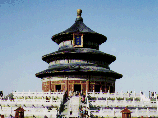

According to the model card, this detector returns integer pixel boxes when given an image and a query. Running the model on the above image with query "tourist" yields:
[81,106,83,117]
[85,95,87,104]
[69,90,71,97]
[46,96,48,102]
[83,107,86,115]
[70,107,72,115]
[82,95,84,103]
[83,95,85,103]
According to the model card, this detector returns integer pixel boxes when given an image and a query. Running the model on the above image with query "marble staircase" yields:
[60,96,81,117]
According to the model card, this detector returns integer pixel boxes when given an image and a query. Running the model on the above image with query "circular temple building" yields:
[35,9,123,95]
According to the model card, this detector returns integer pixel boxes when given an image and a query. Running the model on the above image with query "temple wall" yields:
[42,75,116,93]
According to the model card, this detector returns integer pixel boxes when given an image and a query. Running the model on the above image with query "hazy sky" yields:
[0,0,158,97]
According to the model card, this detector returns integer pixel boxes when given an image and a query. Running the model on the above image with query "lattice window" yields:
[64,40,71,45]
[76,60,81,62]
[65,59,68,64]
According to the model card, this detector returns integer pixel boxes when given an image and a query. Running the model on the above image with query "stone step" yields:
[60,96,81,117]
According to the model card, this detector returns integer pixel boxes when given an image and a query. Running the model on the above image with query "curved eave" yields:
[63,19,96,33]
[42,49,116,64]
[42,51,115,59]
[51,32,107,45]
[35,69,123,79]
[42,53,116,64]
[51,18,107,45]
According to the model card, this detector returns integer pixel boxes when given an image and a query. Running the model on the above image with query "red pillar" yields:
[109,86,110,93]
[113,82,115,93]
[86,80,89,92]
[100,85,102,91]
[93,84,95,92]
[42,82,44,92]
[105,83,107,92]
[65,79,68,91]
[49,80,51,92]
[1,115,4,118]
[66,78,69,96]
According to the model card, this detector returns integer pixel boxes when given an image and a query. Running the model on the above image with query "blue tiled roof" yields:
[35,63,123,79]
[63,17,96,33]
[51,16,107,45]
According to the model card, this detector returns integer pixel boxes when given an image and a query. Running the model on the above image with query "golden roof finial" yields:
[77,9,82,18]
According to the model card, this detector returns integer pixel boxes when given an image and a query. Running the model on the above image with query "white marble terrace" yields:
[0,90,64,117]
[0,90,158,117]
[86,90,158,117]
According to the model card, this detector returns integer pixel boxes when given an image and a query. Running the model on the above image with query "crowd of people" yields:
[66,90,90,117]
[68,90,86,102]
[79,105,89,117]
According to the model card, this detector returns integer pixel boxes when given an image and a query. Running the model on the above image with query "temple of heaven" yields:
[35,9,123,95]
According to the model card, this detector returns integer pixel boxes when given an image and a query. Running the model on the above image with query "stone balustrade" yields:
[12,91,64,98]
[0,91,65,109]
[0,107,57,117]
[0,99,61,107]
[88,108,158,117]
[87,90,150,101]
[0,90,157,117]
[86,91,158,117]
[89,99,157,107]
[0,91,65,117]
